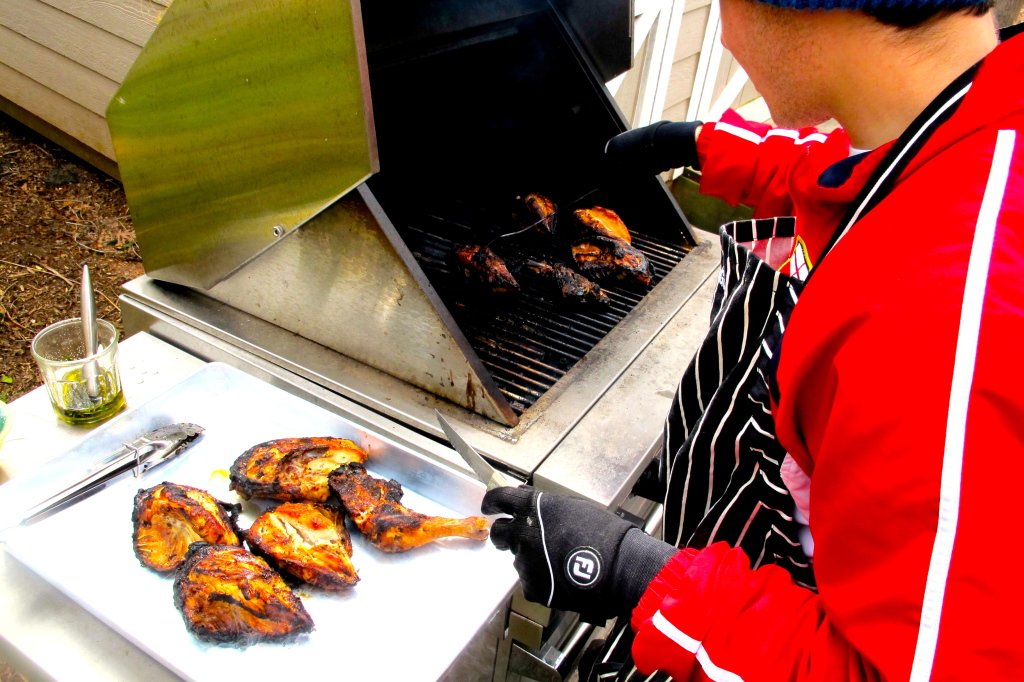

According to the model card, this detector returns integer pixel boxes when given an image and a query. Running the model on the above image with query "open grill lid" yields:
[108,0,379,291]
[359,0,634,82]
[112,0,694,426]
[109,0,633,293]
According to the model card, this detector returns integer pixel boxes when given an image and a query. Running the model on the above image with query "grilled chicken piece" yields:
[452,245,520,294]
[173,543,314,645]
[520,193,558,235]
[571,206,654,285]
[229,437,368,502]
[132,482,241,573]
[247,502,359,590]
[575,207,632,244]
[329,463,489,553]
[571,238,655,287]
[517,260,610,305]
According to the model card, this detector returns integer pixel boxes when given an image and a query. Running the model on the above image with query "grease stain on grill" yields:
[465,374,478,412]
[392,198,692,415]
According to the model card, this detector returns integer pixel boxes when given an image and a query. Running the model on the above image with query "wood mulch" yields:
[0,113,143,405]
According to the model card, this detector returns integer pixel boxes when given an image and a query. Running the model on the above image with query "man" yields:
[482,0,1024,678]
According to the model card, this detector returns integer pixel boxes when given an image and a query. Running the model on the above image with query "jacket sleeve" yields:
[696,110,848,218]
[630,544,878,682]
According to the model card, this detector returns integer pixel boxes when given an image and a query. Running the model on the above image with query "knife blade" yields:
[435,410,515,490]
[1,423,204,532]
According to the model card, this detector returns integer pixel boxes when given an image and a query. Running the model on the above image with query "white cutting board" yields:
[2,363,518,682]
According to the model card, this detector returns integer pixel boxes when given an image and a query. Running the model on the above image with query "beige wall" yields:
[661,0,711,122]
[654,0,1024,127]
[0,0,165,161]
[3,0,776,167]
[618,0,766,125]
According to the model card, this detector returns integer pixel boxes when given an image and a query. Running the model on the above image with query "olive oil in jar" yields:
[50,367,126,426]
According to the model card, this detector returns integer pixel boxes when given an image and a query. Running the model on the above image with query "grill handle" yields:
[508,620,596,682]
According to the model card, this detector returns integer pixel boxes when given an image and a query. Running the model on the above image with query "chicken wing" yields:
[452,245,520,294]
[173,543,314,645]
[516,260,610,306]
[132,482,242,573]
[328,463,489,553]
[229,437,368,502]
[574,207,632,244]
[246,502,359,590]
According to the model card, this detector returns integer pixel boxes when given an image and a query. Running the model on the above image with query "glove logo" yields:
[565,548,601,588]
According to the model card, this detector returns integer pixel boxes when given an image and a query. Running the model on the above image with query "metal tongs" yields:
[488,187,601,245]
[4,423,204,531]
[427,188,602,248]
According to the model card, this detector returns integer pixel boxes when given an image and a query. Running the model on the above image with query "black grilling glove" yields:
[604,120,704,175]
[483,486,677,624]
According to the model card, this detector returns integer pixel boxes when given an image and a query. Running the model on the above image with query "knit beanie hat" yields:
[752,0,989,10]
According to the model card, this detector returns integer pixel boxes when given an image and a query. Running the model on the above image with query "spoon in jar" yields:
[80,263,100,399]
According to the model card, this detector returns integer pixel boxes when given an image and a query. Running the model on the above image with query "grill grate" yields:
[396,206,691,414]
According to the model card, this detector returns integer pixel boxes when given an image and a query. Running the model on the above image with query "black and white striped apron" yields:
[585,217,809,682]
[584,59,979,682]
[658,217,811,583]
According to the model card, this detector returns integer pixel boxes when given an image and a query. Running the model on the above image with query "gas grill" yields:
[112,0,722,678]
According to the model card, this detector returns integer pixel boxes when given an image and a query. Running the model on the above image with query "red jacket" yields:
[631,35,1024,682]
[696,110,892,270]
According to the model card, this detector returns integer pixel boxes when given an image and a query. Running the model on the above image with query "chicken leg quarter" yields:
[329,463,489,552]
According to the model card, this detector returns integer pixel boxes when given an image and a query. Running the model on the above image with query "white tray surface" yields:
[3,363,518,682]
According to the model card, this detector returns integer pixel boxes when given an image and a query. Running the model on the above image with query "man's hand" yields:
[483,486,677,623]
[605,120,704,175]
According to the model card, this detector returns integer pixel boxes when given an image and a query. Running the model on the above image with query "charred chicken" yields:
[571,238,655,286]
[519,193,558,235]
[573,237,651,284]
[570,207,654,286]
[452,245,520,294]
[516,260,610,306]
[229,437,368,502]
[132,482,241,573]
[570,207,652,286]
[247,502,359,590]
[173,543,314,645]
[329,463,489,552]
